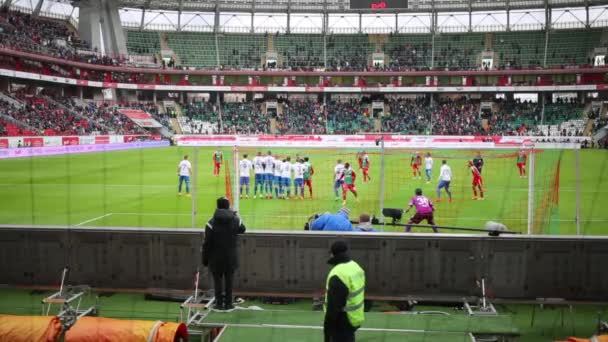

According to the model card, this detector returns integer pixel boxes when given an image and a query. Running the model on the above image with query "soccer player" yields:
[473,152,484,175]
[339,162,358,206]
[516,150,527,178]
[303,157,314,199]
[361,151,371,182]
[356,151,364,169]
[293,158,306,199]
[239,154,253,199]
[177,155,192,198]
[469,160,484,200]
[253,152,265,198]
[333,159,345,201]
[411,151,422,179]
[424,152,433,183]
[404,188,438,233]
[436,160,452,202]
[281,157,293,199]
[213,150,223,177]
[273,154,283,198]
[264,151,275,198]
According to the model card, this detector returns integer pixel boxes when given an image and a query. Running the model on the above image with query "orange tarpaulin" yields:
[566,337,608,342]
[0,315,63,342]
[65,317,188,342]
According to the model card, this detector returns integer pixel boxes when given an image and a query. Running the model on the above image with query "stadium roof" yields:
[114,0,599,13]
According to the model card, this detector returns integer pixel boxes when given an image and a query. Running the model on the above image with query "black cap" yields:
[331,241,348,255]
[328,241,350,265]
[217,197,230,209]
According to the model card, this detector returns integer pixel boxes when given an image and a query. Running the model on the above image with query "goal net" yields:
[178,135,581,234]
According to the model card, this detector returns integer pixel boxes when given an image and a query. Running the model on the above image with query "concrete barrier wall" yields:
[0,226,606,301]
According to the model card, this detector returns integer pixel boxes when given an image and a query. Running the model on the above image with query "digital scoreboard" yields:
[350,0,407,9]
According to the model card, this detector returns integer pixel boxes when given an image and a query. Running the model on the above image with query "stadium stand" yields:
[172,97,591,136]
[383,97,433,134]
[218,33,267,70]
[433,33,484,70]
[125,30,162,57]
[0,92,176,136]
[275,34,325,70]
[0,8,604,73]
[279,99,326,134]
[385,34,433,70]
[165,32,217,69]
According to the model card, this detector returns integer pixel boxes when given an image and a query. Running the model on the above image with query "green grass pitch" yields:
[0,146,606,234]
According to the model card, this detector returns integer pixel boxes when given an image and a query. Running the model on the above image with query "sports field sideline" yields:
[0,288,605,342]
[0,146,606,235]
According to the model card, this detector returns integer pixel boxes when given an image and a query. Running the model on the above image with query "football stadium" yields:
[0,0,608,340]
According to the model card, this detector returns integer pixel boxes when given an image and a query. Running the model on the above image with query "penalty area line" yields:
[74,213,113,226]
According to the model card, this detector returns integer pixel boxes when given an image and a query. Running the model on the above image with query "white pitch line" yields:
[202,322,467,335]
[74,213,113,226]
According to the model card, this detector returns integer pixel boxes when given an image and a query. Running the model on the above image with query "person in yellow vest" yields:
[324,241,365,342]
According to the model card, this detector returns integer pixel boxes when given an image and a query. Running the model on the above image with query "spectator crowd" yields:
[0,91,173,136]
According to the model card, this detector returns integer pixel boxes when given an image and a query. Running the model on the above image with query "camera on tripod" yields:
[382,208,403,224]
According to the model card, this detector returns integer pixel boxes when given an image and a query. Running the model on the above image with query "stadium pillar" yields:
[79,87,83,101]
[217,92,223,133]
[250,12,254,34]
[191,149,198,228]
[378,137,386,225]
[527,148,535,235]
[540,93,546,125]
[575,148,581,234]
[286,9,291,34]
[153,91,157,103]
[1,0,12,10]
[32,0,43,17]
[543,6,551,68]
[506,2,510,31]
[77,0,128,56]
[468,2,472,32]
[395,13,398,33]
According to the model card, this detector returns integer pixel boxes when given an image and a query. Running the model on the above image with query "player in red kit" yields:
[339,163,358,206]
[410,152,422,179]
[468,160,484,200]
[516,150,527,178]
[356,151,364,169]
[213,150,223,176]
[360,151,371,182]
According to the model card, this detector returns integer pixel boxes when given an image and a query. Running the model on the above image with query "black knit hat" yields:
[330,241,348,255]
[217,197,230,209]
[328,241,350,265]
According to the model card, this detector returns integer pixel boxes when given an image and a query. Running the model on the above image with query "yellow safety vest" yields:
[324,260,365,328]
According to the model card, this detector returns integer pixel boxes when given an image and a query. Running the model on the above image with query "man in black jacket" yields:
[324,241,365,342]
[203,197,246,312]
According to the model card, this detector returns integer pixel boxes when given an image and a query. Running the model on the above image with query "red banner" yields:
[124,135,137,143]
[24,137,43,147]
[118,109,162,128]
[95,136,110,144]
[62,136,79,145]
[0,138,8,149]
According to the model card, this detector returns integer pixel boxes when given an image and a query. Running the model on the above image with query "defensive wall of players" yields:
[0,225,606,302]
